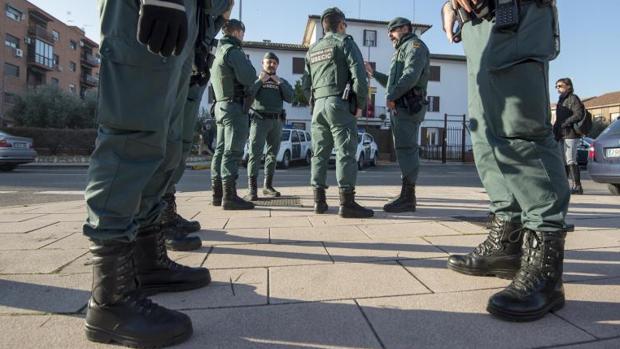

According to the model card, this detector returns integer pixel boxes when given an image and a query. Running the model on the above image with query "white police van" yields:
[329,130,379,170]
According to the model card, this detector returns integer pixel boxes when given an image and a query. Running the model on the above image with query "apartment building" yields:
[1,0,99,125]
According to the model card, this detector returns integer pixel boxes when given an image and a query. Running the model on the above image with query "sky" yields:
[30,0,620,99]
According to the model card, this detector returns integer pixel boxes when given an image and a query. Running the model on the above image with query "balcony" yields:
[27,51,54,71]
[81,53,100,67]
[28,24,55,44]
[81,74,99,87]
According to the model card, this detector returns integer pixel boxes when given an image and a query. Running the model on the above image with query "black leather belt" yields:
[255,111,280,119]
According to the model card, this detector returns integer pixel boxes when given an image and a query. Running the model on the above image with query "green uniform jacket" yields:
[302,32,368,108]
[211,36,257,101]
[250,77,294,114]
[373,33,430,102]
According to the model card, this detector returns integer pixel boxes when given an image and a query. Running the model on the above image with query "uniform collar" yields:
[220,35,242,47]
[395,32,416,49]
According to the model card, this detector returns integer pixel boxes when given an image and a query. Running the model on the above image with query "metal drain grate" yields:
[452,215,491,228]
[252,196,302,207]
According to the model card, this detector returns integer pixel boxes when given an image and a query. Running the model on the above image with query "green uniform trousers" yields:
[211,101,249,181]
[84,0,197,241]
[391,107,425,184]
[166,83,207,194]
[462,9,569,232]
[247,116,283,178]
[311,96,358,189]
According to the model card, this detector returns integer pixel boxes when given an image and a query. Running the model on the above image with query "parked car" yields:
[329,131,379,170]
[0,131,37,172]
[577,137,593,167]
[587,120,620,195]
[242,128,313,169]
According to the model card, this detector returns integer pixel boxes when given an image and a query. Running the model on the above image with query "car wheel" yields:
[370,151,378,167]
[609,184,620,195]
[280,151,291,169]
[305,151,312,165]
[0,164,17,172]
[357,154,364,170]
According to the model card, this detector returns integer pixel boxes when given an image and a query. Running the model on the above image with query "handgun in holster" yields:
[342,82,358,115]
[398,88,427,115]
[280,109,287,122]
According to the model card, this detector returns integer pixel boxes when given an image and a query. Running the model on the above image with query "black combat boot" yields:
[487,230,567,321]
[383,177,416,213]
[314,187,329,214]
[212,178,223,206]
[263,174,281,197]
[85,240,193,347]
[222,179,255,210]
[447,216,523,279]
[135,226,210,295]
[161,192,201,234]
[313,187,328,214]
[569,164,583,195]
[338,187,374,218]
[244,176,259,201]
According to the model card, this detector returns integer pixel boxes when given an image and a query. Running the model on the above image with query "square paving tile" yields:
[194,228,269,246]
[358,290,595,349]
[560,338,620,349]
[1,222,79,250]
[401,258,510,293]
[569,217,620,231]
[556,278,620,339]
[42,232,91,250]
[0,213,44,223]
[225,216,312,229]
[269,262,430,303]
[0,220,58,234]
[564,247,620,282]
[566,230,620,250]
[180,301,383,349]
[152,268,267,310]
[423,234,487,255]
[325,238,446,263]
[359,221,464,240]
[0,249,87,274]
[270,225,371,243]
[0,274,90,314]
[206,242,332,269]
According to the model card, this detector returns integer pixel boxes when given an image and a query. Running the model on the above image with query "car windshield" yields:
[602,120,620,136]
[281,130,291,141]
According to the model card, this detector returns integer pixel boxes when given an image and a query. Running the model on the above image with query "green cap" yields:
[320,7,345,23]
[387,17,411,31]
[263,52,279,63]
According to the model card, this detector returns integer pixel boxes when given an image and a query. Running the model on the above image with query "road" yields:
[0,162,613,207]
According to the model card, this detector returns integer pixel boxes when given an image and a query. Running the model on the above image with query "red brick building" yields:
[0,0,99,125]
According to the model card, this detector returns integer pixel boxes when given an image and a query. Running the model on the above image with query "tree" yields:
[7,85,97,129]
[292,79,309,107]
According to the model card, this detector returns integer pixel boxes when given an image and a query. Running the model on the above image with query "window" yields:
[34,39,54,68]
[429,66,441,82]
[5,5,22,21]
[299,132,306,142]
[53,54,60,66]
[50,78,59,86]
[69,61,77,72]
[69,84,76,94]
[305,132,311,142]
[281,130,291,141]
[4,63,19,77]
[4,34,19,49]
[292,57,305,74]
[363,30,377,47]
[4,92,18,105]
[291,131,300,142]
[427,96,440,112]
[52,30,59,41]
[70,40,77,50]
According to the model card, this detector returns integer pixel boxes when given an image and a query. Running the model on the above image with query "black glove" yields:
[137,0,188,57]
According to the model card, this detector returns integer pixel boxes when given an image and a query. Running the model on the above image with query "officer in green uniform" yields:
[245,52,294,201]
[210,19,258,210]
[303,7,373,218]
[442,0,569,321]
[82,0,211,346]
[365,17,430,213]
[160,0,233,252]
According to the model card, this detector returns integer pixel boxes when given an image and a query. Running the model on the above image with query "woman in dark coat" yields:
[553,78,584,194]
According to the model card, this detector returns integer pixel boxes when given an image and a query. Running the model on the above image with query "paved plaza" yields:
[1,170,619,348]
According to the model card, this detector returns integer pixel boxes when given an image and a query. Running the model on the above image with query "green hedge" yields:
[0,127,97,155]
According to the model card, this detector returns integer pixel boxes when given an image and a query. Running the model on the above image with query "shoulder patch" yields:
[412,42,421,49]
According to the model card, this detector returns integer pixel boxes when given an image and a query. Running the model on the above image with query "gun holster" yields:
[399,88,426,115]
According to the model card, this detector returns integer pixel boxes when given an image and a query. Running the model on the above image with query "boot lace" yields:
[116,248,157,316]
[509,231,562,294]
[473,219,523,256]
[157,231,192,271]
